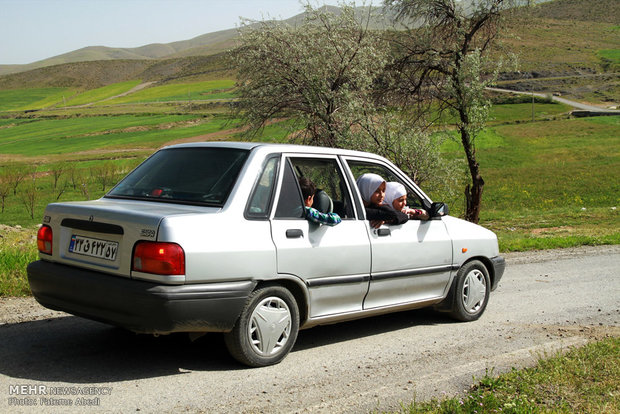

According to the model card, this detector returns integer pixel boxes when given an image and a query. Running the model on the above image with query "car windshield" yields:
[106,147,249,206]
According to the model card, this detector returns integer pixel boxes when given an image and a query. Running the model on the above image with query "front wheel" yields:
[448,260,490,322]
[224,286,299,367]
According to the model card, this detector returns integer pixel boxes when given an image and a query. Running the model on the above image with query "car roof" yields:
[162,141,385,160]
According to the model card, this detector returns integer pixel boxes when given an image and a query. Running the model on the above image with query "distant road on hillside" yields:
[70,81,157,108]
[486,87,620,113]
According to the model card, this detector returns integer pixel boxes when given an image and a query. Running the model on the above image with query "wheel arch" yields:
[435,256,493,313]
[254,275,310,326]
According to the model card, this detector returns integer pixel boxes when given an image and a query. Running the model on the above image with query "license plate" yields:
[69,235,118,261]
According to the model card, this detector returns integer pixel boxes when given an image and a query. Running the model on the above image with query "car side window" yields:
[274,159,305,219]
[288,157,355,219]
[246,156,279,219]
[347,160,425,209]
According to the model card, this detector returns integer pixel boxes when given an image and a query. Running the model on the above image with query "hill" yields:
[0,54,230,91]
[0,28,239,77]
[526,0,619,23]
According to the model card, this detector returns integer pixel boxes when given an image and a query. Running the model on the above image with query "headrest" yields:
[314,190,333,214]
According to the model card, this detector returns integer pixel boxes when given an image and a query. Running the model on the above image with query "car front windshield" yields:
[106,147,249,206]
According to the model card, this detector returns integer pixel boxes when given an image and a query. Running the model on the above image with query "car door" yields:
[344,158,454,310]
[270,154,371,318]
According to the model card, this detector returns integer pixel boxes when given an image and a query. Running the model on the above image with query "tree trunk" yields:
[464,175,484,224]
[460,121,484,224]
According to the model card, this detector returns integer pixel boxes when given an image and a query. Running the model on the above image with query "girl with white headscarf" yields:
[356,173,408,228]
[384,182,407,210]
[384,182,428,219]
[356,173,386,206]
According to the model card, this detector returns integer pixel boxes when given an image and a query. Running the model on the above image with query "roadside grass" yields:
[0,87,73,111]
[437,115,620,251]
[483,206,620,251]
[396,336,620,414]
[0,226,37,297]
[101,79,236,105]
[63,80,142,106]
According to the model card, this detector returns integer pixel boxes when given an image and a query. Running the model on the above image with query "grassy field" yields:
[0,80,236,112]
[0,114,232,156]
[100,79,236,105]
[64,80,143,106]
[398,336,619,413]
[0,87,73,111]
[441,115,620,251]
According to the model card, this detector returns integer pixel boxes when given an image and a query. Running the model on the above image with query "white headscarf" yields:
[384,182,407,207]
[356,173,385,203]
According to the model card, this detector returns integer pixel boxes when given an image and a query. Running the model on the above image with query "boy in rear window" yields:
[299,177,341,226]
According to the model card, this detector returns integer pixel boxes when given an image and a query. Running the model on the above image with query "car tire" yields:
[448,260,490,322]
[224,285,299,367]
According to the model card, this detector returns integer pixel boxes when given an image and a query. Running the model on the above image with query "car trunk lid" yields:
[42,198,216,278]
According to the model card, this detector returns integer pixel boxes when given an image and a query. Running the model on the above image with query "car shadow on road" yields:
[0,308,454,383]
[293,307,451,352]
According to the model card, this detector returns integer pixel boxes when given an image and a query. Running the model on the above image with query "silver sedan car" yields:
[28,142,505,367]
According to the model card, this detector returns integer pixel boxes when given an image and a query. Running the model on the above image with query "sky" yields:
[0,0,347,65]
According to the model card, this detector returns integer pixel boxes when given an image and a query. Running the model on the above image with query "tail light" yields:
[37,225,53,255]
[132,241,185,275]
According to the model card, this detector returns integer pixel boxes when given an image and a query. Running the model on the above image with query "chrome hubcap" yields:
[462,269,487,313]
[249,297,292,356]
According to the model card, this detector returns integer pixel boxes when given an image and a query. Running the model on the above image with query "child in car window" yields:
[355,173,408,229]
[299,177,341,226]
[384,182,429,220]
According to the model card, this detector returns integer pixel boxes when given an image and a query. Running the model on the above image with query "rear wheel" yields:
[224,286,299,367]
[448,260,490,322]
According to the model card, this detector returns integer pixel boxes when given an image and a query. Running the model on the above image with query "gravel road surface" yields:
[1,245,618,413]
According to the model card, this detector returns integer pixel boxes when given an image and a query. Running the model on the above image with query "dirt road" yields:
[486,86,620,113]
[1,245,618,413]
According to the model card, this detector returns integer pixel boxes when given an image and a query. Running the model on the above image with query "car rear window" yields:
[106,147,249,206]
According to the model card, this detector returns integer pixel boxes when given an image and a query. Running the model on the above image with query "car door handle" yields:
[377,228,391,237]
[286,229,304,239]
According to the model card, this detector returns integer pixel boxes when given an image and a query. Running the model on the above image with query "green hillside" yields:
[0,87,72,111]
[100,80,235,105]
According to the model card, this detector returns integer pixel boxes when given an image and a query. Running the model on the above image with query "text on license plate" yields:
[69,235,118,261]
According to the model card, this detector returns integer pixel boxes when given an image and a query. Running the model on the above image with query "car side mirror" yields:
[430,202,449,218]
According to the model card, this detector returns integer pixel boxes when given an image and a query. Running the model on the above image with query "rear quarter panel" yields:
[158,212,277,284]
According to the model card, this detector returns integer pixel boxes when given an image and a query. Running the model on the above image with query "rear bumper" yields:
[490,255,506,291]
[27,260,255,334]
